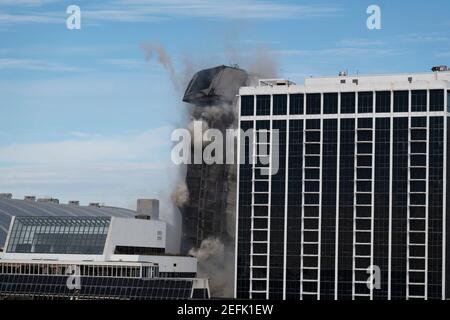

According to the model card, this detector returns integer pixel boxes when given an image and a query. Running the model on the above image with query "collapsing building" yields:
[180,65,248,254]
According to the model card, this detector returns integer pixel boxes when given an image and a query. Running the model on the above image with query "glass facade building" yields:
[6,216,110,255]
[235,75,450,300]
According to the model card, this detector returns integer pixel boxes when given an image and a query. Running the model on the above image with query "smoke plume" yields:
[189,238,234,298]
[142,41,279,297]
[141,43,180,91]
[171,182,189,208]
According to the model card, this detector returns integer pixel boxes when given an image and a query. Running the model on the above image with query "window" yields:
[358,118,373,128]
[256,95,270,115]
[306,93,321,114]
[255,181,269,192]
[411,90,427,112]
[290,94,304,114]
[253,218,268,230]
[341,92,355,114]
[448,91,450,112]
[323,93,338,114]
[252,267,267,278]
[254,206,268,217]
[411,117,426,128]
[376,91,391,113]
[241,95,254,116]
[273,94,287,115]
[253,231,267,241]
[394,91,408,112]
[429,89,444,111]
[114,246,165,255]
[358,91,373,113]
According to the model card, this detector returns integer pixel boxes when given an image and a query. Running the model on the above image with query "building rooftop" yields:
[240,67,450,94]
[0,196,136,249]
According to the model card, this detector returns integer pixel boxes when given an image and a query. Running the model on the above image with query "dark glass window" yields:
[358,92,373,113]
[410,155,426,166]
[306,119,320,129]
[290,94,304,115]
[394,91,408,112]
[241,95,254,116]
[273,94,287,115]
[324,93,338,114]
[430,89,444,111]
[305,131,320,143]
[448,91,450,112]
[255,181,269,192]
[306,93,321,114]
[253,219,268,230]
[252,267,267,278]
[411,129,426,141]
[357,130,372,141]
[376,91,391,113]
[114,246,165,255]
[411,117,426,128]
[411,90,427,112]
[305,181,319,192]
[254,206,268,217]
[305,156,320,167]
[411,168,426,180]
[358,118,373,128]
[341,92,355,114]
[256,95,271,115]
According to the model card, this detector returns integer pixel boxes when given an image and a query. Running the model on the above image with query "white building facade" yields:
[0,215,209,300]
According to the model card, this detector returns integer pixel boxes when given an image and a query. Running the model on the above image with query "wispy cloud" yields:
[272,46,400,58]
[0,12,63,24]
[0,126,172,165]
[399,33,450,43]
[69,131,102,139]
[0,126,177,209]
[0,0,343,25]
[88,0,342,21]
[435,52,450,58]
[0,0,59,6]
[337,38,385,47]
[0,58,90,72]
[102,58,146,68]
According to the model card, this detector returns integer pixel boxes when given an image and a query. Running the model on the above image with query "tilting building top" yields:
[183,65,248,106]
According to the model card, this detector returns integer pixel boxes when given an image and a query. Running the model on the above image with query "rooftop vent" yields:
[37,198,59,204]
[135,214,151,220]
[89,202,100,208]
[432,65,449,72]
[259,79,295,87]
[68,200,80,206]
[24,196,36,202]
[0,193,12,199]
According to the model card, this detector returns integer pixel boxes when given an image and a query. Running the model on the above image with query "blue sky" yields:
[0,0,450,212]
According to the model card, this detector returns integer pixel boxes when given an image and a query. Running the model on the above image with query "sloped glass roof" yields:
[0,198,136,249]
